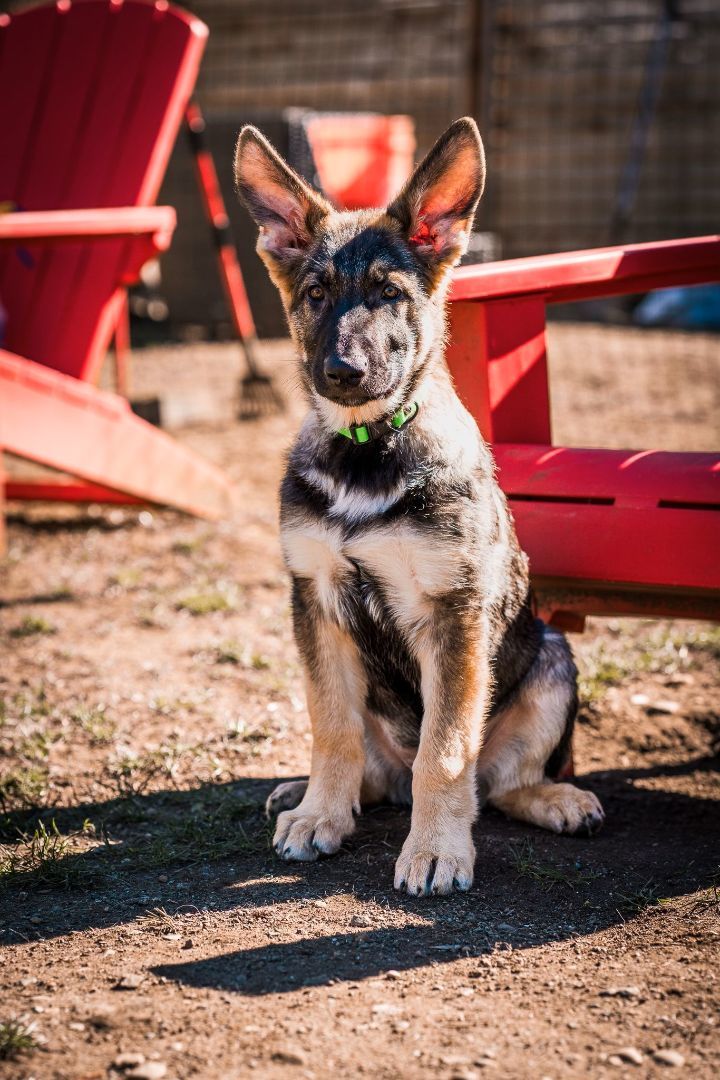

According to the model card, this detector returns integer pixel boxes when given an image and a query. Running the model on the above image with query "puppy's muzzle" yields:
[323,353,367,399]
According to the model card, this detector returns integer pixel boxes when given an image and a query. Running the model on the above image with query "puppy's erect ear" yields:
[387,117,485,269]
[234,126,331,264]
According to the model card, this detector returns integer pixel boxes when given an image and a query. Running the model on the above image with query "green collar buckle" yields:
[338,401,419,444]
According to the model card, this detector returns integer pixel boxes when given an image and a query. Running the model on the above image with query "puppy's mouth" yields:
[314,367,404,406]
[312,379,406,428]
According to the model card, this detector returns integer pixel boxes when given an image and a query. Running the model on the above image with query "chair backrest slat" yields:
[0,0,207,380]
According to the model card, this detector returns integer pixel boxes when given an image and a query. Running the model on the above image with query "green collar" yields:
[338,401,419,444]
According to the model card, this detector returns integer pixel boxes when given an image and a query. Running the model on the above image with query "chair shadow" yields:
[2,754,718,996]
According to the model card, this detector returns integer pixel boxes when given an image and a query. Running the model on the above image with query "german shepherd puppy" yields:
[234,117,604,897]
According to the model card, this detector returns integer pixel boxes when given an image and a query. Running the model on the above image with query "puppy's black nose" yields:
[324,354,365,388]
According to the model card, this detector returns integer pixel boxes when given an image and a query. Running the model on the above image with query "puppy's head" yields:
[234,118,484,426]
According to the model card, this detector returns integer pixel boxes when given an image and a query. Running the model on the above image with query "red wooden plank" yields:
[0,1,206,382]
[450,235,720,305]
[0,3,62,308]
[17,2,162,376]
[534,585,720,625]
[2,2,116,349]
[448,298,551,444]
[444,300,493,439]
[494,445,720,506]
[53,1,206,382]
[509,501,720,593]
[6,480,143,505]
[0,207,175,243]
[0,4,59,203]
[0,350,232,519]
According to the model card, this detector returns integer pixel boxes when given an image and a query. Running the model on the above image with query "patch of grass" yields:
[226,718,272,746]
[136,906,182,933]
[0,819,96,890]
[214,641,271,669]
[615,880,663,915]
[669,625,720,663]
[0,1017,38,1061]
[578,650,632,707]
[108,567,143,590]
[510,839,601,890]
[172,535,206,556]
[0,767,49,812]
[17,731,53,761]
[1,785,268,891]
[176,589,235,616]
[120,786,268,870]
[8,615,57,639]
[107,748,178,798]
[74,706,116,746]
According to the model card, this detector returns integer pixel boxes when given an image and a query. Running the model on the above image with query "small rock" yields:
[29,916,42,925]
[662,674,693,687]
[653,1050,685,1067]
[127,1064,167,1080]
[115,973,145,990]
[497,923,516,932]
[157,874,168,883]
[113,1052,146,1069]
[614,1047,644,1066]
[182,939,193,949]
[631,693,650,706]
[350,914,372,927]
[372,1003,401,1016]
[601,985,642,999]
[87,1007,116,1030]
[68,1022,86,1032]
[271,1048,305,1066]
[646,699,679,715]
[385,969,402,980]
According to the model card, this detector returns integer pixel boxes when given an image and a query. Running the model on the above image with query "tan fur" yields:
[491,783,604,835]
[273,619,366,861]
[394,626,487,895]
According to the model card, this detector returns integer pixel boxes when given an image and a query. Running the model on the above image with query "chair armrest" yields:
[450,235,720,304]
[0,207,175,250]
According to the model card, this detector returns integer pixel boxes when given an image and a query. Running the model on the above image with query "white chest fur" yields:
[282,518,465,630]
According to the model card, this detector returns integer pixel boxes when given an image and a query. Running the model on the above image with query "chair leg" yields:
[113,290,131,397]
[0,448,6,557]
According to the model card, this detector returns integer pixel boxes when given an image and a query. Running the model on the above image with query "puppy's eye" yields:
[307,285,325,302]
[382,283,401,300]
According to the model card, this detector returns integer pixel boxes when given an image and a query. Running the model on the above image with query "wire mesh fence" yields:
[478,0,720,258]
[2,0,718,406]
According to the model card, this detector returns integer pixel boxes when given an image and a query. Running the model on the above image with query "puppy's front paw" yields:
[394,829,475,897]
[273,802,354,862]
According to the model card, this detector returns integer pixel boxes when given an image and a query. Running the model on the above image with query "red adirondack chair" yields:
[447,235,720,629]
[0,0,232,552]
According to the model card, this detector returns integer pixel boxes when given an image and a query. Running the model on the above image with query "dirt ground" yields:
[1,325,719,1080]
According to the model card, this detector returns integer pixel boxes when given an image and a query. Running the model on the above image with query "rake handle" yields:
[185,99,260,367]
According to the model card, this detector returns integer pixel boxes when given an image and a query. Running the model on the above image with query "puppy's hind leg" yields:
[266,715,412,818]
[478,625,604,836]
[266,780,308,818]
